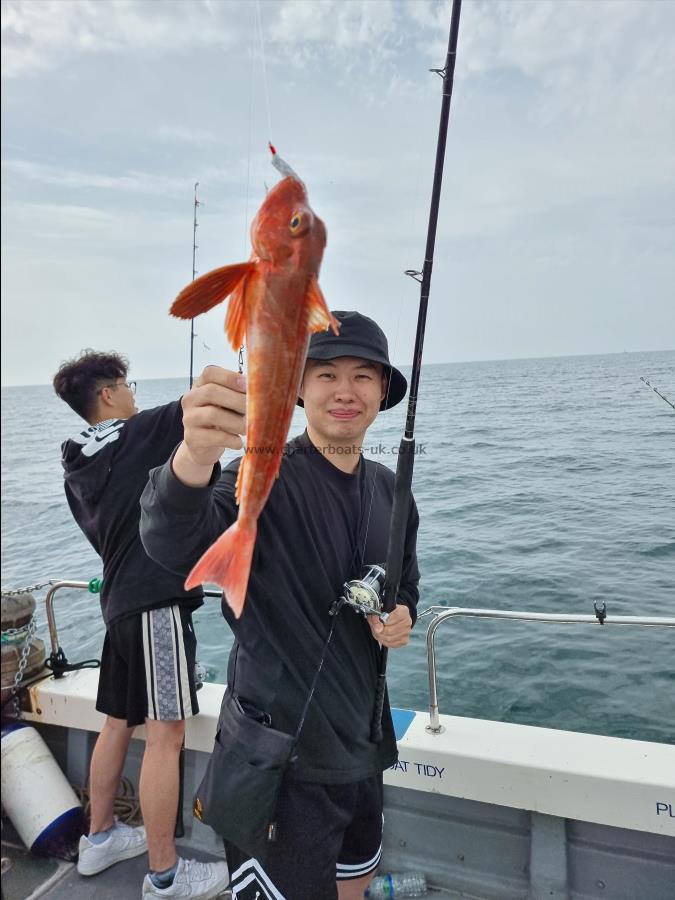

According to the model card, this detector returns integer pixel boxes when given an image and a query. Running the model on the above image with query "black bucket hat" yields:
[298,310,407,411]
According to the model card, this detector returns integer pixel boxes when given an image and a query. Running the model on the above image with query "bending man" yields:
[53,350,229,899]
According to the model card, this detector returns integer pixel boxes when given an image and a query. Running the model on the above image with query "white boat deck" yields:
[25,668,675,837]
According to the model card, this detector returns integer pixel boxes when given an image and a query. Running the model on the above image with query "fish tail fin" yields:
[184,520,257,618]
[171,262,255,319]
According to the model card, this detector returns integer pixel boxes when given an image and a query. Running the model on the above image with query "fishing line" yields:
[255,0,274,143]
[236,0,275,376]
[384,145,426,411]
[356,129,431,573]
[244,5,256,256]
[189,181,201,388]
[239,5,260,376]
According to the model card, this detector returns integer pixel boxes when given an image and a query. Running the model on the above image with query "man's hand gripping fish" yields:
[170,147,339,617]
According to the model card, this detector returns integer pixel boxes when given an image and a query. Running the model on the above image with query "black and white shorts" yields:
[226,774,383,899]
[96,604,199,727]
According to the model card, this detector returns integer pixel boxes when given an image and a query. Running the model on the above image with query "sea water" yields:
[2,350,674,742]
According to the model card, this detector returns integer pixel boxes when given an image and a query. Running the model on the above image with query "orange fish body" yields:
[170,157,339,616]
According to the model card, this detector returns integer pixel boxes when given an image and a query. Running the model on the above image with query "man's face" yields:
[300,356,386,447]
[98,379,138,419]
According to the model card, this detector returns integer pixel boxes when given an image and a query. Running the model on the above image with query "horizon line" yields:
[2,346,673,390]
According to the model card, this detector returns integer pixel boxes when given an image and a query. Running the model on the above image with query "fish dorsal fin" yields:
[306,277,340,336]
[170,262,255,320]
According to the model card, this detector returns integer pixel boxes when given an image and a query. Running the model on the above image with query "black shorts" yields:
[226,774,383,900]
[96,604,199,727]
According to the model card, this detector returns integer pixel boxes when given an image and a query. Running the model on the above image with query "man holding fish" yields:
[140,152,419,899]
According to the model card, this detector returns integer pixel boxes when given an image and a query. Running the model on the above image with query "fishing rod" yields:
[369,0,463,741]
[640,377,675,411]
[189,181,201,389]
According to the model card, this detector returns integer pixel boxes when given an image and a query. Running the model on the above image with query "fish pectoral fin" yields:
[170,262,255,320]
[306,277,340,336]
[225,276,250,352]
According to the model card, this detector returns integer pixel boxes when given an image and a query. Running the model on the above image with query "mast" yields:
[371,0,463,741]
[189,181,200,389]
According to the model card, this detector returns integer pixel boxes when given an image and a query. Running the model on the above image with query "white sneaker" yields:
[142,856,230,899]
[77,819,148,876]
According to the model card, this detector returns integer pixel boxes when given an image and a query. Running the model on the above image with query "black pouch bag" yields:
[193,596,348,859]
[193,689,295,860]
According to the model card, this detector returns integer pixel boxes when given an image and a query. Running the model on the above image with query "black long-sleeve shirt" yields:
[140,430,420,784]
[61,400,202,626]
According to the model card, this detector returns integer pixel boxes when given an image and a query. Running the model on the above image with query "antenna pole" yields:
[190,182,200,389]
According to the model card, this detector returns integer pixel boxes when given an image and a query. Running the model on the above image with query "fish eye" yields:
[289,212,303,233]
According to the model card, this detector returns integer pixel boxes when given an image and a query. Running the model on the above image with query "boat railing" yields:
[42,585,675,732]
[42,583,224,664]
[417,605,675,734]
[44,580,91,661]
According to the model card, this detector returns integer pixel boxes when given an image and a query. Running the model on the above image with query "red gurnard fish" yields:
[170,148,339,617]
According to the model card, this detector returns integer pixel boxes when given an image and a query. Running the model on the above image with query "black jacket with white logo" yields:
[61,400,202,626]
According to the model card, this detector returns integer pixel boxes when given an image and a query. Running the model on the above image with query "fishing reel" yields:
[338,564,389,622]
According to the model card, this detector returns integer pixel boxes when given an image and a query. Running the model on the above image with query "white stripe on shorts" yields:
[230,858,285,899]
[336,843,382,879]
[142,604,193,721]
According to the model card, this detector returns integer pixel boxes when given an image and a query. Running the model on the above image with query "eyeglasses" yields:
[97,380,136,396]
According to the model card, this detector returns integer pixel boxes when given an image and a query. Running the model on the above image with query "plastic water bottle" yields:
[194,660,208,685]
[365,872,427,898]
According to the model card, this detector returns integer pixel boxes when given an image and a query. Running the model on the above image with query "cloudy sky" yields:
[2,0,674,386]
